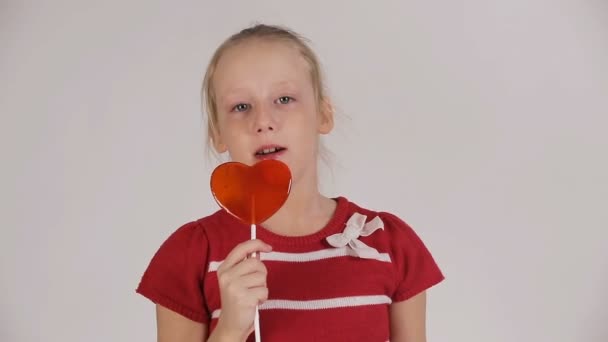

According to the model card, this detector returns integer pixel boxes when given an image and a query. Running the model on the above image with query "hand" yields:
[210,239,272,341]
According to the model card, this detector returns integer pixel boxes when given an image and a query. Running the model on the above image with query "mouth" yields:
[254,145,287,159]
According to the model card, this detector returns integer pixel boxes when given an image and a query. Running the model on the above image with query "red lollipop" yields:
[209,159,292,342]
[210,159,292,225]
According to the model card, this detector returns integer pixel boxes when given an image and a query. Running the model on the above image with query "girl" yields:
[136,24,444,342]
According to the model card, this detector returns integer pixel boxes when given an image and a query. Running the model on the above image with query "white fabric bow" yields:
[326,213,384,259]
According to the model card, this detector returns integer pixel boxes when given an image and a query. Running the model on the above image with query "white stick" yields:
[251,223,261,342]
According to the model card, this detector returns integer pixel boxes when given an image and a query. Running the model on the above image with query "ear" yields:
[210,126,228,153]
[213,139,228,154]
[317,97,334,135]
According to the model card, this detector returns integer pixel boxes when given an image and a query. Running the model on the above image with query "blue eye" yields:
[232,103,250,112]
[277,96,293,104]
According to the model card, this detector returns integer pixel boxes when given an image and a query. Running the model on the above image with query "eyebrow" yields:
[274,80,298,88]
[217,87,248,103]
[219,81,300,101]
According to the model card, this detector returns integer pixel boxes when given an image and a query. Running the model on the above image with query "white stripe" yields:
[208,247,391,272]
[210,295,392,319]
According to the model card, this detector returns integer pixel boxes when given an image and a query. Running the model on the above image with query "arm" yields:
[389,291,427,342]
[155,239,272,342]
[156,305,206,342]
[155,305,241,342]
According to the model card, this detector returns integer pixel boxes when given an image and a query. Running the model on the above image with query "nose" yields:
[252,105,275,133]
[256,124,274,133]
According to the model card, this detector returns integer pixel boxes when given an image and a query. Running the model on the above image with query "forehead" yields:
[213,39,312,95]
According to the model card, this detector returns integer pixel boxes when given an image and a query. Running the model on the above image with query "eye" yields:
[232,103,250,112]
[276,96,293,105]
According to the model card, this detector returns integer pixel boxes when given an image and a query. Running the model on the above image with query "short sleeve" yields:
[381,212,445,302]
[136,220,211,324]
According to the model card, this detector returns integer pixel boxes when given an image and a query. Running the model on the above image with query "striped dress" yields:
[136,196,444,341]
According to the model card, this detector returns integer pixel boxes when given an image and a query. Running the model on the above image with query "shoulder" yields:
[147,208,231,262]
[136,213,223,324]
[343,198,444,301]
[157,209,251,263]
[342,197,439,262]
[136,209,228,295]
[166,208,232,240]
[159,215,211,249]
[343,197,419,238]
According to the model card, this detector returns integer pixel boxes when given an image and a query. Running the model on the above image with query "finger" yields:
[230,258,267,278]
[220,240,272,270]
[237,272,267,289]
[250,287,269,305]
[239,287,270,307]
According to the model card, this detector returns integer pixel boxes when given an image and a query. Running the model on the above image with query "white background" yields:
[2,0,607,341]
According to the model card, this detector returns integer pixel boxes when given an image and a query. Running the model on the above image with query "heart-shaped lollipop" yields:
[210,159,292,224]
[210,159,292,342]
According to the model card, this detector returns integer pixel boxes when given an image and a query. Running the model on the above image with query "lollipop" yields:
[210,159,292,341]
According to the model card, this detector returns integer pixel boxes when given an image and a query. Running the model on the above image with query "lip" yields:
[254,144,287,160]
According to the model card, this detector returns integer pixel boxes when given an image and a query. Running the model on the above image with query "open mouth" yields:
[255,146,286,156]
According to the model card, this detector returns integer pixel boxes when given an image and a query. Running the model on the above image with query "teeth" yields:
[258,147,280,155]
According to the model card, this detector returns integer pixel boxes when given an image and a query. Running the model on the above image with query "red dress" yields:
[136,196,444,341]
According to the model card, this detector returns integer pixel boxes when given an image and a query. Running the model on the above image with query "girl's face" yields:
[212,39,333,183]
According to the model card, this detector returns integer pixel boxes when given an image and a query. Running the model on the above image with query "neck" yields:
[261,172,335,237]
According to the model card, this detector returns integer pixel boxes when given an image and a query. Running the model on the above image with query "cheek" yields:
[218,116,243,136]
[289,118,320,145]
[223,130,244,147]
[293,101,319,122]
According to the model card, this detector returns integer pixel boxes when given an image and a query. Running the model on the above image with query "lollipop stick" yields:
[250,195,261,342]
[251,222,261,342]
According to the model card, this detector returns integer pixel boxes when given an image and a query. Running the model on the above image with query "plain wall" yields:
[1,0,607,341]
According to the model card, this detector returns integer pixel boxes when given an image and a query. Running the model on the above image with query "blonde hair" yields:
[200,23,332,162]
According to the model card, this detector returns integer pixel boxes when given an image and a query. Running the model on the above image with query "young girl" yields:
[136,24,444,342]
